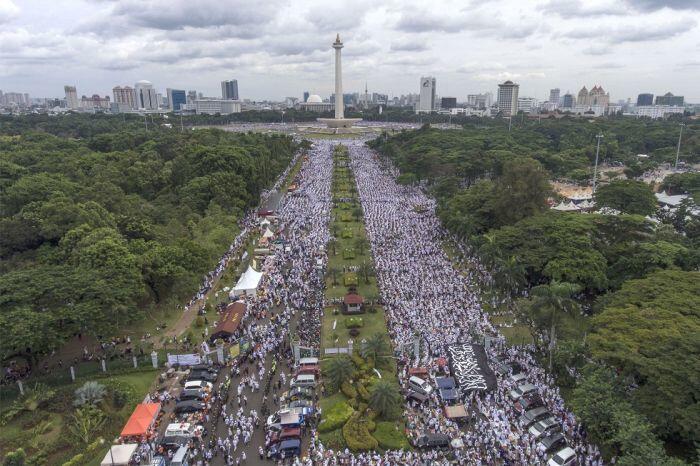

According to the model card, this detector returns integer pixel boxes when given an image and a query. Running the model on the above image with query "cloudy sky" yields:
[1,0,699,102]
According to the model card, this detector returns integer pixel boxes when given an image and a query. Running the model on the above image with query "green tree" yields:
[595,180,657,215]
[354,237,369,255]
[67,406,106,446]
[528,281,580,371]
[2,448,26,466]
[328,266,340,286]
[368,380,401,420]
[361,333,391,367]
[589,270,700,446]
[358,262,374,284]
[492,158,552,227]
[324,356,355,392]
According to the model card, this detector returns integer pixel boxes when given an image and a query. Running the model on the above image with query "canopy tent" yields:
[210,301,246,342]
[435,377,456,389]
[262,227,275,239]
[120,402,161,438]
[444,404,468,419]
[260,218,271,227]
[231,266,263,297]
[439,388,459,402]
[101,443,138,466]
[552,201,580,211]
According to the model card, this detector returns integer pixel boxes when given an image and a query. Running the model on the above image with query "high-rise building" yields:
[467,93,492,109]
[187,90,197,104]
[81,94,110,109]
[577,85,609,108]
[221,80,239,100]
[64,85,79,109]
[113,86,136,110]
[167,88,187,111]
[303,91,310,103]
[562,92,574,108]
[518,97,538,114]
[497,80,519,116]
[637,93,654,106]
[549,88,560,105]
[441,97,457,109]
[194,99,241,115]
[417,76,436,113]
[655,92,684,106]
[134,80,158,110]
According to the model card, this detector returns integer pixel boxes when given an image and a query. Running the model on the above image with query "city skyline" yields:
[1,0,699,101]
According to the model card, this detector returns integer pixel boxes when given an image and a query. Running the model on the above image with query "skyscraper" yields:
[303,91,309,103]
[113,86,136,110]
[134,80,158,109]
[441,97,457,109]
[417,76,436,113]
[655,92,684,106]
[549,88,560,104]
[637,93,654,106]
[562,92,574,108]
[497,80,519,116]
[221,80,239,100]
[167,88,187,111]
[64,85,79,109]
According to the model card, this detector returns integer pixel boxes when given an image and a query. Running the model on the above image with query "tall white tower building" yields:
[64,85,79,109]
[317,34,361,129]
[417,77,436,113]
[497,80,519,116]
[134,80,158,110]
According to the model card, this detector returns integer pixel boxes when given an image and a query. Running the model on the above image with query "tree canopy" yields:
[595,180,657,215]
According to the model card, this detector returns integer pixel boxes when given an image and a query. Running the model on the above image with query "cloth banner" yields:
[167,353,201,366]
[229,344,241,359]
[446,343,496,396]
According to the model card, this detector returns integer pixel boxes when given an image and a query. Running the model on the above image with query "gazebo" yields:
[342,291,364,314]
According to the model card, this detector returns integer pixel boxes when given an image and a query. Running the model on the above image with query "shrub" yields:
[341,381,357,399]
[2,448,26,466]
[318,401,354,433]
[344,273,358,286]
[348,397,358,409]
[194,316,204,328]
[368,306,378,314]
[73,381,106,407]
[342,413,378,451]
[357,383,370,402]
[349,328,360,337]
[373,422,411,450]
[344,317,364,329]
[319,428,347,450]
[343,248,355,259]
[342,228,353,239]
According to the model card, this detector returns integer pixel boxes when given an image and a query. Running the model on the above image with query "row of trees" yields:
[369,121,699,462]
[0,117,298,364]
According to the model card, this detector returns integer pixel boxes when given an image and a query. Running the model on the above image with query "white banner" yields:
[167,353,202,366]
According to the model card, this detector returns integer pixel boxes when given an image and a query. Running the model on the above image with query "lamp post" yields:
[674,123,685,170]
[592,133,604,193]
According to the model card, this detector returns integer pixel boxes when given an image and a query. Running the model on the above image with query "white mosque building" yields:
[298,94,334,113]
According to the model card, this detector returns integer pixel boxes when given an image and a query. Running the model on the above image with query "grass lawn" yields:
[317,144,409,452]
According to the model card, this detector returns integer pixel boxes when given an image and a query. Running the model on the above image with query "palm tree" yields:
[368,380,401,419]
[361,333,390,366]
[328,267,340,286]
[328,238,338,256]
[358,262,374,284]
[324,356,355,392]
[354,237,369,256]
[530,281,581,372]
[493,256,526,298]
[74,381,107,407]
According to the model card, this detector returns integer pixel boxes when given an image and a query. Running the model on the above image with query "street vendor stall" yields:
[230,265,263,297]
[120,402,161,440]
[444,404,468,419]
[100,443,138,466]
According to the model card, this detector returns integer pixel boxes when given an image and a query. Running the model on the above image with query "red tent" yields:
[120,403,161,438]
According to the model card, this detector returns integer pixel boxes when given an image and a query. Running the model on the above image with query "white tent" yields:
[101,444,138,466]
[262,227,275,239]
[552,201,580,211]
[231,266,263,297]
[260,218,271,228]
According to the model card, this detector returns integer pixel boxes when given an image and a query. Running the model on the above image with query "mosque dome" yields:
[306,94,322,103]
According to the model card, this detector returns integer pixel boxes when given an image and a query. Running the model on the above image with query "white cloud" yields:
[0,0,19,24]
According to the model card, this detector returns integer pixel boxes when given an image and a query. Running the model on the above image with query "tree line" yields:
[0,116,298,365]
[369,120,699,463]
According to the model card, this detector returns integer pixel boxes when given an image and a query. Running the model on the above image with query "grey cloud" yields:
[564,18,697,43]
[395,12,469,33]
[390,40,430,52]
[625,0,700,10]
[0,0,19,24]
[541,0,628,17]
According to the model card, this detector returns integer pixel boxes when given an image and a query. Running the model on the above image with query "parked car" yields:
[280,387,314,402]
[548,447,577,466]
[267,427,301,446]
[408,376,433,396]
[190,364,218,375]
[290,374,316,388]
[187,370,217,382]
[509,373,527,384]
[413,433,450,449]
[529,417,562,439]
[267,439,301,459]
[281,400,314,410]
[267,409,308,427]
[184,380,213,391]
[515,392,545,413]
[519,406,551,427]
[510,383,537,401]
[539,432,567,454]
[407,389,429,404]
[164,422,203,438]
[178,388,206,401]
[174,400,205,414]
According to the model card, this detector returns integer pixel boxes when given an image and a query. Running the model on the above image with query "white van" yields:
[290,374,316,388]
[164,422,202,438]
[298,357,319,367]
[408,376,433,395]
[170,446,189,466]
